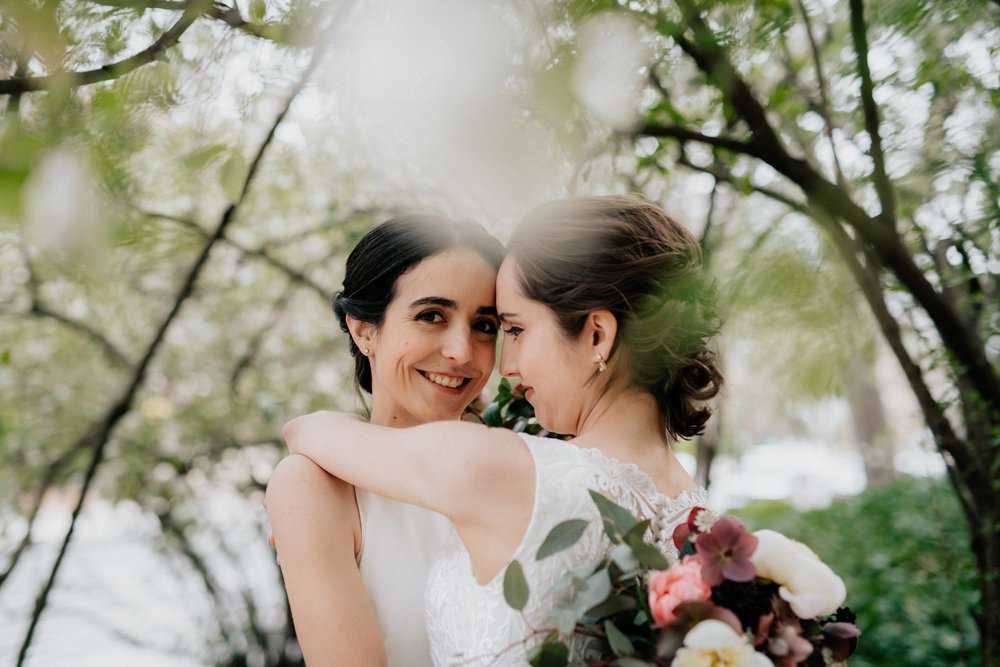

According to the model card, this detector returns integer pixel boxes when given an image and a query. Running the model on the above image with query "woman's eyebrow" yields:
[477,306,498,317]
[410,296,457,309]
[498,312,517,322]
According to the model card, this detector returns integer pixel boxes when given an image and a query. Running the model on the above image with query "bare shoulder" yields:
[266,454,358,516]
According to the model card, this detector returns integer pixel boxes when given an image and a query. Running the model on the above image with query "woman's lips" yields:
[418,370,471,394]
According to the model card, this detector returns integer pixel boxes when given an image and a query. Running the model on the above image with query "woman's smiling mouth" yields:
[418,370,472,391]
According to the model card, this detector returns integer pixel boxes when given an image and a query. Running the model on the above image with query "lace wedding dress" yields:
[424,433,708,666]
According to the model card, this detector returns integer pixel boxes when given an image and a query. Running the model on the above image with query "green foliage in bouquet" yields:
[478,378,567,438]
[502,492,859,666]
[738,475,980,667]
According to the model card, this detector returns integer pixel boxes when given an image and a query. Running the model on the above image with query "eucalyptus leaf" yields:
[587,593,638,619]
[609,542,640,574]
[503,560,530,611]
[624,534,670,570]
[574,568,612,617]
[589,490,638,541]
[604,620,635,656]
[528,641,569,667]
[537,519,589,560]
[481,402,503,427]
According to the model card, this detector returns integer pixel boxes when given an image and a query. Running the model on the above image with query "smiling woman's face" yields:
[364,247,499,426]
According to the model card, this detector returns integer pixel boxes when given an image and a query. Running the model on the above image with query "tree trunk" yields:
[845,356,894,487]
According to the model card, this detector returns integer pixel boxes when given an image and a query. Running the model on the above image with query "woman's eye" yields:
[502,326,523,340]
[416,310,445,323]
[474,319,499,336]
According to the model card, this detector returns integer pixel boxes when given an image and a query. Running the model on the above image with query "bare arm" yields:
[265,454,386,667]
[282,412,531,523]
[282,412,535,581]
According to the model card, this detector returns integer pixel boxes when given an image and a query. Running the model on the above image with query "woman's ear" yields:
[345,315,376,357]
[585,309,617,362]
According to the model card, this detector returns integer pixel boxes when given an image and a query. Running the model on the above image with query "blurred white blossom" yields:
[571,12,651,132]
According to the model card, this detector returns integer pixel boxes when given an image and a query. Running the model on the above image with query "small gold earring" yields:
[594,352,607,373]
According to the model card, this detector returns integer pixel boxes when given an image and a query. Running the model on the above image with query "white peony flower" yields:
[671,620,771,667]
[751,529,847,618]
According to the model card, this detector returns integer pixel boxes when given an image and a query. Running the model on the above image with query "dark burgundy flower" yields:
[821,621,861,661]
[672,521,692,552]
[694,515,758,586]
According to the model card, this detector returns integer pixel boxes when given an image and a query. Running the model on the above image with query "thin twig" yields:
[14,44,322,667]
[847,0,895,226]
[143,210,330,302]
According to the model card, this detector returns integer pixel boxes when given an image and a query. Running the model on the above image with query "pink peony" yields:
[648,556,712,626]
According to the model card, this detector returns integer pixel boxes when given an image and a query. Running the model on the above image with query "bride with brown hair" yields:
[279,195,722,665]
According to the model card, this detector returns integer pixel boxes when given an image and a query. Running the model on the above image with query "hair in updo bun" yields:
[506,195,722,440]
[332,215,503,393]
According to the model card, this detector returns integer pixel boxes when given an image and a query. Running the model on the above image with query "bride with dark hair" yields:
[280,195,722,665]
[266,214,504,666]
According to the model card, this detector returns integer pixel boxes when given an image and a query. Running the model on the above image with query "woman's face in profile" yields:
[496,258,595,435]
[366,247,499,425]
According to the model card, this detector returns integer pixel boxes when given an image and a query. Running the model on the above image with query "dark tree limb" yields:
[661,0,1000,412]
[14,46,321,666]
[639,123,753,155]
[89,0,292,43]
[0,0,211,96]
[847,0,896,228]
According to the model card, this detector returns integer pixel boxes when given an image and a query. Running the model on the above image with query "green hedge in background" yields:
[736,475,980,667]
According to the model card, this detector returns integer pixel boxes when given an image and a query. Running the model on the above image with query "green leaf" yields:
[503,559,530,611]
[1,349,10,365]
[528,641,569,667]
[497,377,513,402]
[605,620,636,656]
[249,0,267,23]
[181,144,227,169]
[624,533,670,570]
[615,658,652,667]
[537,519,589,560]
[609,542,640,575]
[587,593,638,619]
[219,154,248,203]
[552,606,578,635]
[506,396,535,419]
[574,568,612,617]
[481,401,503,427]
[589,490,639,542]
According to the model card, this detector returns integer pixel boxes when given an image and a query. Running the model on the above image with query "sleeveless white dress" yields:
[424,433,708,666]
[356,489,454,667]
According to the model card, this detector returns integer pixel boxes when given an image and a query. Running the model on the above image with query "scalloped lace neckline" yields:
[577,445,707,511]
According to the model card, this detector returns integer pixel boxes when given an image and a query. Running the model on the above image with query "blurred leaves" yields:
[738,476,980,666]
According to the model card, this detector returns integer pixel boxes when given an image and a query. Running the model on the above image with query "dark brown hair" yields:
[333,214,504,393]
[506,195,722,440]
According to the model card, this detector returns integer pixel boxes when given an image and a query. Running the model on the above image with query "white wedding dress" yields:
[424,433,708,666]
[356,489,454,667]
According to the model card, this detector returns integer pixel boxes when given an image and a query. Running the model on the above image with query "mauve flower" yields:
[695,516,758,586]
[648,556,712,626]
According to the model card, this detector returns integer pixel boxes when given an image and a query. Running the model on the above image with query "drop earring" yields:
[594,352,607,373]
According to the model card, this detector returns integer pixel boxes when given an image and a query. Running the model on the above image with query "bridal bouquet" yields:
[505,496,860,666]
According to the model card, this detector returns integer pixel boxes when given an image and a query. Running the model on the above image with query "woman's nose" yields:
[498,336,519,378]
[441,326,473,363]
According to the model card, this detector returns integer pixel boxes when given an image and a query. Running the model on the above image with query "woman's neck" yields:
[573,386,670,461]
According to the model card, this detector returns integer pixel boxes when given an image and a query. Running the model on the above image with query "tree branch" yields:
[639,123,754,155]
[662,0,1000,412]
[796,0,848,190]
[14,48,322,666]
[89,0,292,43]
[29,303,131,368]
[847,0,896,227]
[143,210,331,303]
[0,0,211,96]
